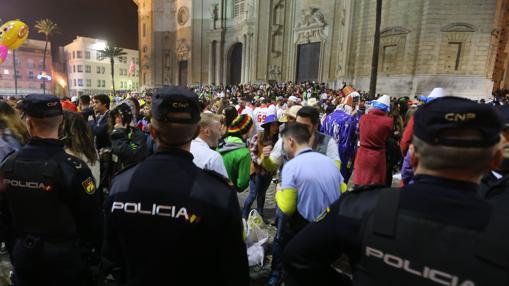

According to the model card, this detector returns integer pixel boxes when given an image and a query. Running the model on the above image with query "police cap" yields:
[151,86,201,124]
[21,94,63,118]
[414,96,502,148]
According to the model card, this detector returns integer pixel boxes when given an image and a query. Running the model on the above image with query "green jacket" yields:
[219,136,251,192]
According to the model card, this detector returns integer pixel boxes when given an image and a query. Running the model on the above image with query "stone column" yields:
[208,41,215,84]
[216,41,223,84]
[241,35,247,83]
[246,33,252,82]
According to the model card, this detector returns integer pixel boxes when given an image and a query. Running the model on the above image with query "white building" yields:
[64,36,140,97]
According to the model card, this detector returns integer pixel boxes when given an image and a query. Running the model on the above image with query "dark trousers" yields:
[271,209,308,276]
[11,237,91,286]
[242,173,273,218]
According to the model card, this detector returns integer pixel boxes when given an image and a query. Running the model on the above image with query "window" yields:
[27,59,35,69]
[72,51,75,59]
[28,71,34,80]
[97,66,101,74]
[77,51,83,59]
[86,79,91,87]
[78,79,83,87]
[14,58,21,66]
[85,51,91,59]
[73,65,76,73]
[96,52,102,60]
[234,0,245,17]
[85,65,91,73]
[102,80,106,87]
[77,65,83,73]
[15,70,21,80]
[143,23,146,37]
[382,44,397,73]
[74,79,76,87]
[447,42,462,71]
[101,67,105,74]
[97,80,101,87]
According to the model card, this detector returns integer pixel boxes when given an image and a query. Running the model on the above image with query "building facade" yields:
[135,0,509,99]
[64,36,140,97]
[0,39,53,96]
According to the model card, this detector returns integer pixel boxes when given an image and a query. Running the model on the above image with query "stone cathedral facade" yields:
[134,0,509,99]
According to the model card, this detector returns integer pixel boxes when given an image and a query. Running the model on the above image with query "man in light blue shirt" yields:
[276,124,342,222]
[269,123,342,286]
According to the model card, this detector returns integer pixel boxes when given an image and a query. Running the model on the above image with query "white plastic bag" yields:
[247,240,266,267]
[244,210,269,267]
[245,210,269,246]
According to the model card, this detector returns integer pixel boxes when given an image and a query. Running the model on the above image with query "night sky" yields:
[2,0,138,50]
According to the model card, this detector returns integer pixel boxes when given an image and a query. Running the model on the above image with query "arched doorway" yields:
[228,43,242,84]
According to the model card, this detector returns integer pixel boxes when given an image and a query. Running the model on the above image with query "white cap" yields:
[71,96,78,103]
[428,88,445,99]
[376,94,391,106]
[350,91,361,98]
[307,98,318,107]
[288,95,298,102]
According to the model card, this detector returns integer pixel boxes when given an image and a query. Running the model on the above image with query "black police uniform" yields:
[282,97,509,286]
[103,86,249,286]
[0,94,103,286]
[480,105,509,202]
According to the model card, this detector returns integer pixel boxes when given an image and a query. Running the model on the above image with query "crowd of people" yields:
[0,80,508,286]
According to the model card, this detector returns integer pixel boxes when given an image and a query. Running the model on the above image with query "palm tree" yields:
[34,18,58,94]
[98,46,127,96]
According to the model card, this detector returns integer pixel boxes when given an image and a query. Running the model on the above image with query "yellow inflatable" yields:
[0,20,29,50]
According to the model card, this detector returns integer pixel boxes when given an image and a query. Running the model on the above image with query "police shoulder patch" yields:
[82,177,96,195]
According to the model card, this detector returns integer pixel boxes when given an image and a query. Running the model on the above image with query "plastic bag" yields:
[244,210,269,267]
[245,210,269,246]
[247,241,266,267]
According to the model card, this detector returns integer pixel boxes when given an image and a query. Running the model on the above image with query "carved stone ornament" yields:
[177,6,190,26]
[269,65,282,80]
[209,3,218,20]
[441,23,477,33]
[176,39,190,61]
[294,7,327,44]
[142,55,150,70]
[381,26,410,37]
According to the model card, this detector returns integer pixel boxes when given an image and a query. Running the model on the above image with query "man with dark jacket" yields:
[480,105,509,201]
[283,97,508,286]
[103,86,249,285]
[1,94,103,285]
[109,102,148,174]
[89,94,111,150]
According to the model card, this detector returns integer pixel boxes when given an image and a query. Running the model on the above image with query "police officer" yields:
[282,96,509,285]
[479,104,509,201]
[103,86,249,285]
[0,94,103,285]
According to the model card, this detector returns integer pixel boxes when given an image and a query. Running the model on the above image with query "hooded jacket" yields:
[219,136,251,192]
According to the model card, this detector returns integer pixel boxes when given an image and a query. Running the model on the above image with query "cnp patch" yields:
[82,177,96,195]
